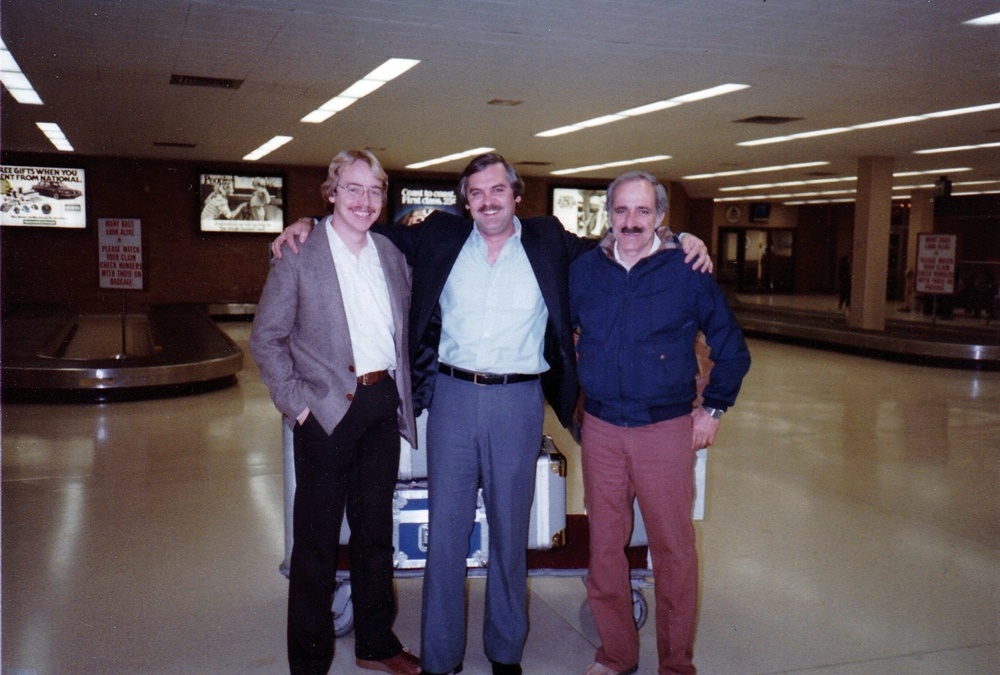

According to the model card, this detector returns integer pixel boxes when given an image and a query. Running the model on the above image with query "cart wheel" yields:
[632,588,647,630]
[332,581,354,637]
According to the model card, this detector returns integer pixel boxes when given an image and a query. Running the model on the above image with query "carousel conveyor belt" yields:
[2,303,244,399]
[733,303,1000,369]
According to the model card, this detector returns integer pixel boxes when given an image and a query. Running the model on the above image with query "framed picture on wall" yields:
[389,179,462,226]
[198,172,285,233]
[550,186,607,238]
[1,164,87,229]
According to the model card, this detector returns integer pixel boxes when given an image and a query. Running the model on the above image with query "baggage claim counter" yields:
[1,303,244,401]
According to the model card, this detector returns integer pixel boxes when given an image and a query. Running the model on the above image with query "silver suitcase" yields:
[528,435,568,549]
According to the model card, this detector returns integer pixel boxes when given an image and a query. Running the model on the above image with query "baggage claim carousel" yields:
[2,303,244,401]
[731,300,1000,370]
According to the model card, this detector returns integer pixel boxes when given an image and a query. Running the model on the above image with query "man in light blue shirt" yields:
[437,219,549,376]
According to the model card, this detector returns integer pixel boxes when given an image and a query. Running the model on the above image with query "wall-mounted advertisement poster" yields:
[391,180,462,226]
[1,165,87,228]
[551,187,607,238]
[199,173,284,233]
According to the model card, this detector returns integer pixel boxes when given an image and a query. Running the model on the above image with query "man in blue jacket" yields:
[570,171,750,675]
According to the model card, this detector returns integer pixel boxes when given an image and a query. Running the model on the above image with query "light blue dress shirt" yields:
[438,217,549,375]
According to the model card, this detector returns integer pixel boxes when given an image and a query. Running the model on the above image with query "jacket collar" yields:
[598,225,680,265]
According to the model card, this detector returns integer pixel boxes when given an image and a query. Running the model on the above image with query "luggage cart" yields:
[280,417,705,637]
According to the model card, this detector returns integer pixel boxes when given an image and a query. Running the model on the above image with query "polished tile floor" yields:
[2,323,998,674]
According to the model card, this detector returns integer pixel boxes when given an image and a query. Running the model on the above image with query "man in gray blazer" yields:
[250,150,420,675]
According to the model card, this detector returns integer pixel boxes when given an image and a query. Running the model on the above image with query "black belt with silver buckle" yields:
[357,370,389,386]
[438,363,540,386]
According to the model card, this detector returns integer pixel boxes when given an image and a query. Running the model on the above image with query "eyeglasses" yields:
[336,183,385,200]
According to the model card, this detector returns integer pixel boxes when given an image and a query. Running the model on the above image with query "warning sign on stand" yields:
[915,234,957,295]
[98,218,143,290]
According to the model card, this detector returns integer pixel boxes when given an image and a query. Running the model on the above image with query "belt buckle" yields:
[472,373,484,385]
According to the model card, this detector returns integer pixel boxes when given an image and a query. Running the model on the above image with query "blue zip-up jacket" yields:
[569,230,750,427]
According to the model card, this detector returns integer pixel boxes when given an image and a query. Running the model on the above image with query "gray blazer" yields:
[249,219,416,447]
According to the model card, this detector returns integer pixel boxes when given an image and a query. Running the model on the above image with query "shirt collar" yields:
[601,226,679,269]
[471,215,522,242]
[470,216,522,253]
[326,218,375,258]
[613,236,660,268]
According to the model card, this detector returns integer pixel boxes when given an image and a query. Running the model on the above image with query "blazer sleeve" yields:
[249,253,309,426]
[561,227,601,261]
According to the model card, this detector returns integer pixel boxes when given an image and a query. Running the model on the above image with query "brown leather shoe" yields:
[357,649,421,675]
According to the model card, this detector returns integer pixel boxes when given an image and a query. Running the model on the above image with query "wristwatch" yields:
[702,406,724,419]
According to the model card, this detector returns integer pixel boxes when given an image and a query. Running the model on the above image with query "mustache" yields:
[618,226,645,234]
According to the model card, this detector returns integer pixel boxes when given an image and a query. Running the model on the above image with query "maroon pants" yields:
[582,412,698,675]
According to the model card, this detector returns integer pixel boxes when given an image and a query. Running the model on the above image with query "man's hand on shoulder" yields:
[271,218,316,259]
[678,233,713,273]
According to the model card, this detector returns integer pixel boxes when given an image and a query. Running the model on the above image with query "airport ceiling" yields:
[1,0,998,201]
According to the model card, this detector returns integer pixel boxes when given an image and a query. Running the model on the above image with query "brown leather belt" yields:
[438,363,540,386]
[357,370,389,386]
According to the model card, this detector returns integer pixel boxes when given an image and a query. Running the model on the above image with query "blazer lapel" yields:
[519,219,560,315]
[308,219,351,341]
[373,234,407,331]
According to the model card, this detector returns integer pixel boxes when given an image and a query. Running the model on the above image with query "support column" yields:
[848,156,894,330]
[906,188,935,274]
[900,188,935,313]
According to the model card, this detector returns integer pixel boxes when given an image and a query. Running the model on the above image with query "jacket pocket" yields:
[575,336,616,400]
[627,337,698,402]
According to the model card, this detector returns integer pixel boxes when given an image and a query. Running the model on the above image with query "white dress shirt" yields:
[326,221,396,377]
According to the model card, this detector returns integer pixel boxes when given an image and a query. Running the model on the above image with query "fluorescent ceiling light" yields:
[892,183,935,190]
[669,83,749,103]
[1,37,43,104]
[685,161,829,180]
[894,182,1000,191]
[913,141,1000,154]
[551,155,671,176]
[718,168,970,193]
[853,116,924,129]
[406,147,495,170]
[243,135,293,161]
[952,179,1000,187]
[720,177,856,191]
[36,122,73,151]
[922,103,1000,118]
[964,12,1000,25]
[536,124,585,138]
[302,58,420,124]
[793,127,851,139]
[738,102,1000,147]
[303,95,357,123]
[365,59,422,81]
[893,167,970,177]
[715,177,997,204]
[620,101,681,116]
[715,188,855,202]
[339,79,386,99]
[535,83,748,138]
[578,114,627,128]
[953,188,1000,196]
[783,198,858,205]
